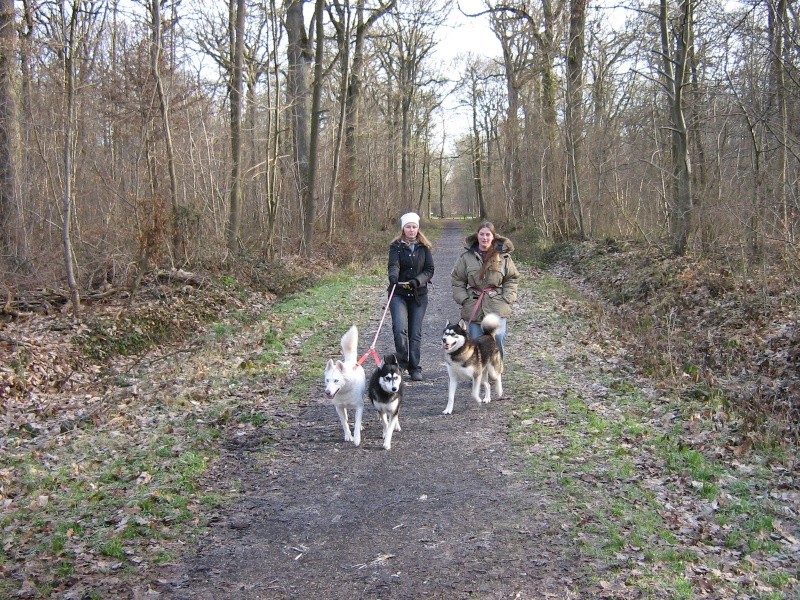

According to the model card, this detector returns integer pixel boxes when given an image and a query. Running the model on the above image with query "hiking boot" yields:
[410,370,422,381]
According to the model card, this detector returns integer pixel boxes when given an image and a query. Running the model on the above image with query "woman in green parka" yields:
[451,221,520,357]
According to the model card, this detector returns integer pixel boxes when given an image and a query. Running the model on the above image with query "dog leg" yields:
[383,414,399,450]
[352,405,363,447]
[335,405,353,442]
[443,368,458,414]
[494,374,503,399]
[471,373,485,404]
[480,370,493,403]
[380,412,390,439]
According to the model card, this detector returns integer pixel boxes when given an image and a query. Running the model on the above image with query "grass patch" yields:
[1,265,389,598]
[505,268,798,598]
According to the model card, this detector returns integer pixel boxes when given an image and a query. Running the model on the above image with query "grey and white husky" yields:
[368,353,403,450]
[324,325,366,446]
[441,313,504,415]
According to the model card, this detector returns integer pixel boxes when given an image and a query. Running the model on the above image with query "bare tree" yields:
[0,0,23,269]
[462,58,490,219]
[327,0,396,232]
[149,0,183,261]
[488,0,565,232]
[658,0,694,256]
[325,0,351,239]
[285,0,313,251]
[565,0,587,239]
[226,0,246,253]
[487,4,534,220]
[766,0,791,242]
[377,0,447,209]
[58,0,93,315]
[304,0,324,253]
[263,0,284,258]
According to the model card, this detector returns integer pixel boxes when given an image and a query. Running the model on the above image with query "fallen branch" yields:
[156,269,209,286]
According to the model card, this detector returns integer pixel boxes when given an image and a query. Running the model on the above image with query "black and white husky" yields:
[441,313,504,415]
[324,325,366,446]
[368,354,403,450]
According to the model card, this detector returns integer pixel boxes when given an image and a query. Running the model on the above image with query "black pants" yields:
[389,293,428,372]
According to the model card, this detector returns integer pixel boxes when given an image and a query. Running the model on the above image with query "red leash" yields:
[357,283,396,366]
[468,287,495,323]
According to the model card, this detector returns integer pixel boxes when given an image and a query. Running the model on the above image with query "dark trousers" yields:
[389,293,428,372]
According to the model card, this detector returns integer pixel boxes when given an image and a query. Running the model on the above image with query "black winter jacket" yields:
[388,239,435,298]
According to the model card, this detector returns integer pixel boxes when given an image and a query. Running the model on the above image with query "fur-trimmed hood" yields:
[464,233,515,254]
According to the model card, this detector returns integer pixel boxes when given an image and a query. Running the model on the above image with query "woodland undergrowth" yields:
[534,237,800,451]
[1,226,798,598]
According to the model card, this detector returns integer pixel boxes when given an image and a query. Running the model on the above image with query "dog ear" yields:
[385,354,398,366]
[458,319,468,330]
[326,358,335,369]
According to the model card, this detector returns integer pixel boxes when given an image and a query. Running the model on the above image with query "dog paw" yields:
[442,408,453,415]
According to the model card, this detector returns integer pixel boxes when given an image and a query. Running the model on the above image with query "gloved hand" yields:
[389,277,398,286]
[408,278,419,289]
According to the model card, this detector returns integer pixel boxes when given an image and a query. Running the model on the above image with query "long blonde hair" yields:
[477,221,498,279]
[393,228,432,249]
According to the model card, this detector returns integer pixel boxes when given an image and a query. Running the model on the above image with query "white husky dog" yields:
[324,325,366,446]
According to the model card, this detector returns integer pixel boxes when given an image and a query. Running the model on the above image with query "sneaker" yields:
[410,370,422,381]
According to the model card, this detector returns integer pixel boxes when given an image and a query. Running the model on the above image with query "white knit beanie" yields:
[401,212,420,228]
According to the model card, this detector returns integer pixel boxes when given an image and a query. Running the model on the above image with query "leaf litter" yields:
[0,237,798,598]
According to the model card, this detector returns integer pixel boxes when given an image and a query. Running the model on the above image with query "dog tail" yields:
[341,325,359,363]
[480,313,501,336]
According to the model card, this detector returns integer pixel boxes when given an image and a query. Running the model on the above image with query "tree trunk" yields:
[541,0,562,236]
[62,0,81,316]
[338,0,396,229]
[264,0,283,259]
[0,0,23,267]
[150,0,183,263]
[660,0,694,256]
[490,11,528,222]
[226,0,246,253]
[326,0,352,239]
[401,93,412,208]
[470,73,487,219]
[688,52,709,253]
[768,0,790,242]
[285,0,311,250]
[303,0,325,254]
[565,0,587,239]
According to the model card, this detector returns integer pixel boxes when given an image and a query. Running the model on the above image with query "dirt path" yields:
[155,222,610,599]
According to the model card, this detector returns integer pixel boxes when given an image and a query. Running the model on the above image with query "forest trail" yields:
[150,221,799,599]
[155,221,602,598]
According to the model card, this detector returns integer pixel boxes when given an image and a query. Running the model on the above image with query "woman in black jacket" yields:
[387,212,435,381]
